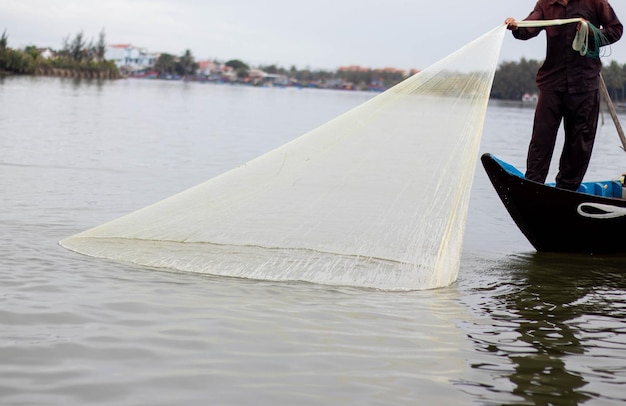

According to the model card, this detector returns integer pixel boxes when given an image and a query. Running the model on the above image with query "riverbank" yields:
[35,66,121,79]
[1,69,121,80]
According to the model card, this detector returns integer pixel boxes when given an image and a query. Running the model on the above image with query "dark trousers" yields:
[525,88,600,191]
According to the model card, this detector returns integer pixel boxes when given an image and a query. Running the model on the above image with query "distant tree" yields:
[294,67,312,82]
[85,38,96,63]
[225,59,249,71]
[95,28,106,62]
[1,48,35,73]
[70,31,86,63]
[262,64,278,74]
[154,53,177,76]
[0,28,118,77]
[336,68,374,88]
[0,29,7,71]
[24,45,40,60]
[0,29,7,51]
[258,64,290,76]
[491,58,541,100]
[601,60,625,101]
[56,34,71,61]
[0,30,33,73]
[178,49,198,76]
[224,59,249,80]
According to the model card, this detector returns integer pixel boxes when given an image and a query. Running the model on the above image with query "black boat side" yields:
[481,152,626,254]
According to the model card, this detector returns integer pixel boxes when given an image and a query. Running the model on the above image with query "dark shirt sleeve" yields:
[512,2,545,40]
[597,1,623,44]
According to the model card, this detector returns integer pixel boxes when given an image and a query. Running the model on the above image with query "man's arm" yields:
[506,3,545,40]
[599,0,623,44]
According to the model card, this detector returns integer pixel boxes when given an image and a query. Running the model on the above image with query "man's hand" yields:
[505,17,518,30]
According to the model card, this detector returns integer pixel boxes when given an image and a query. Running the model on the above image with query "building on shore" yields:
[105,44,159,73]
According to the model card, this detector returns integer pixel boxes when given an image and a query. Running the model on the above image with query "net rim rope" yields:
[515,18,610,57]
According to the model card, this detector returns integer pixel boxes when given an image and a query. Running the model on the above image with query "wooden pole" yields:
[599,73,626,152]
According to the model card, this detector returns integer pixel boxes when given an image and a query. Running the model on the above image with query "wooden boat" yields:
[481,152,626,254]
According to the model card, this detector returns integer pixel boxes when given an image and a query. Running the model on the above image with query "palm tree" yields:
[70,31,86,63]
[178,49,198,77]
[95,28,107,63]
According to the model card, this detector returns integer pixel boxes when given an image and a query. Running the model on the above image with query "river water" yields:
[1,76,626,405]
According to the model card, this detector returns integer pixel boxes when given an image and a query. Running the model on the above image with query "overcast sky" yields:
[2,0,626,71]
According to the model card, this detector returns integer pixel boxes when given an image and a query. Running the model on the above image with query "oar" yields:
[599,73,626,152]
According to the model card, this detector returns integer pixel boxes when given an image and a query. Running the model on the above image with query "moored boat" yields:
[481,152,626,254]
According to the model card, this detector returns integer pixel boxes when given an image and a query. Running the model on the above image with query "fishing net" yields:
[60,25,507,290]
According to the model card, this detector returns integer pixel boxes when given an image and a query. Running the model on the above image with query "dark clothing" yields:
[526,88,600,189]
[514,0,623,93]
[512,0,622,190]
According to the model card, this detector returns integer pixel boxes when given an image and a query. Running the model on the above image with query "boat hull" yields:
[481,153,626,254]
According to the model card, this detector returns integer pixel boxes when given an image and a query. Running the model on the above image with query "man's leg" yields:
[556,89,600,191]
[525,89,564,183]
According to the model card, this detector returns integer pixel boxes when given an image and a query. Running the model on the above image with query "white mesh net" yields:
[60,26,506,290]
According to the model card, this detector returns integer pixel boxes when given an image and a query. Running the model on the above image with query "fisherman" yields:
[505,0,622,191]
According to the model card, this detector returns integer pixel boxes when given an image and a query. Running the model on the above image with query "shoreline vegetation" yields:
[3,28,626,102]
[0,29,121,80]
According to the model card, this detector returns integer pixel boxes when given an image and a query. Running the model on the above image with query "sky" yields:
[2,0,626,72]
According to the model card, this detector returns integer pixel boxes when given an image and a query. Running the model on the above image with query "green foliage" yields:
[491,58,541,100]
[223,59,250,79]
[96,28,107,63]
[601,60,626,101]
[0,30,7,51]
[262,64,279,74]
[0,31,35,74]
[154,53,177,76]
[0,28,118,77]
[225,59,249,71]
[178,49,198,76]
[336,68,405,90]
[153,50,198,77]
[290,67,332,83]
[24,45,40,60]
[70,31,86,63]
[492,58,626,102]
[0,48,36,73]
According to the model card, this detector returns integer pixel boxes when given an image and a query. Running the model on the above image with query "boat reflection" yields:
[460,252,626,404]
